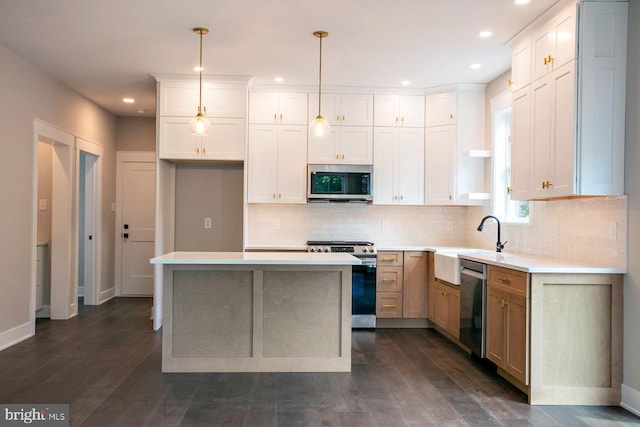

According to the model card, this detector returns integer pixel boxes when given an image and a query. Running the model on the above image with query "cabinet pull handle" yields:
[500,298,506,308]
[395,116,399,124]
[337,114,340,121]
[507,186,512,194]
[202,148,206,155]
[336,154,340,159]
[542,180,553,189]
[342,115,345,121]
[196,148,200,154]
[497,276,510,283]
[449,113,454,120]
[448,194,452,200]
[401,117,405,124]
[280,113,283,122]
[274,113,277,122]
[278,194,282,199]
[273,194,276,199]
[341,154,345,159]
[382,304,397,308]
[382,278,395,282]
[508,79,515,87]
[381,257,395,262]
[400,195,403,200]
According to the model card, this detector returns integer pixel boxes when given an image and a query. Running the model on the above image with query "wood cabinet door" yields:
[426,252,435,321]
[403,252,427,318]
[377,267,403,292]
[447,286,460,338]
[434,281,450,330]
[376,292,403,318]
[505,291,528,384]
[486,285,506,367]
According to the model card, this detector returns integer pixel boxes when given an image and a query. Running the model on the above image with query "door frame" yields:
[76,138,103,305]
[115,151,156,296]
[31,120,76,328]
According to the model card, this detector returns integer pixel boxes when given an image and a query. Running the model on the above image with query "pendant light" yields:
[309,31,330,138]
[189,27,211,136]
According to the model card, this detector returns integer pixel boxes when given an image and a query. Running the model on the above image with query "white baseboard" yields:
[622,384,640,417]
[0,321,33,351]
[100,287,116,304]
[36,305,51,318]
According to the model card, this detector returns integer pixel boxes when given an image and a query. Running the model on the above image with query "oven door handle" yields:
[460,267,485,280]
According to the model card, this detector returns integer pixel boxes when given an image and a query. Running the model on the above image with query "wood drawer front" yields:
[488,266,527,295]
[376,292,403,318]
[377,267,403,292]
[377,251,403,267]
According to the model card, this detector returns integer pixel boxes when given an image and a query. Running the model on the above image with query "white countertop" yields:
[150,251,362,265]
[458,250,626,274]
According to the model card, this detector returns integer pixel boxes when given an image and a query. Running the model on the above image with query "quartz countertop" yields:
[458,250,626,274]
[150,251,362,265]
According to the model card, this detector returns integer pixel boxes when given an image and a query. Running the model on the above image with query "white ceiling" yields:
[0,0,558,118]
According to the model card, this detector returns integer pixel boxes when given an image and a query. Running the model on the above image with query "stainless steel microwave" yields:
[307,164,373,202]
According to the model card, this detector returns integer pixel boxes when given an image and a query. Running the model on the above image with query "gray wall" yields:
[116,116,156,151]
[174,164,244,252]
[0,42,116,333]
[624,0,640,405]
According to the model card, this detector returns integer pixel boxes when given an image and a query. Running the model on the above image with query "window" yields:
[491,91,529,222]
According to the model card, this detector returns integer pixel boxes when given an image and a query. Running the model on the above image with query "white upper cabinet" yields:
[249,92,308,125]
[373,127,424,205]
[247,125,307,204]
[374,95,425,127]
[425,85,487,205]
[158,80,246,118]
[154,76,249,161]
[307,93,374,164]
[510,0,627,200]
[308,126,373,165]
[308,93,373,126]
[531,2,576,82]
[425,91,456,127]
[511,37,532,90]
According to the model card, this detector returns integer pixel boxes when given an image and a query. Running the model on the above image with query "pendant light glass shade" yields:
[191,27,210,136]
[309,114,330,138]
[310,31,330,138]
[189,112,211,135]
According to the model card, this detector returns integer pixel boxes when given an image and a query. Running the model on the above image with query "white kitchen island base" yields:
[151,252,359,373]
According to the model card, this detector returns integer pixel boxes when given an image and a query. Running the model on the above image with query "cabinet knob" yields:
[508,79,515,87]
[342,115,345,121]
[273,113,277,122]
[449,113,454,120]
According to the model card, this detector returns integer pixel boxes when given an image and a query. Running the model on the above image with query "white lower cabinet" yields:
[158,116,245,161]
[373,127,424,205]
[248,125,307,204]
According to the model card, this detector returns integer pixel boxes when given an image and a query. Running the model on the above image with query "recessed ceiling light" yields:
[401,80,411,86]
[479,31,492,38]
[123,98,135,103]
[515,0,530,5]
[274,77,284,83]
[470,63,482,70]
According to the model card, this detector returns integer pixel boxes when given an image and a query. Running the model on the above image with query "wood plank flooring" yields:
[1,297,638,426]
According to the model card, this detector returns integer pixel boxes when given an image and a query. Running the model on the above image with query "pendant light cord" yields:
[318,34,323,116]
[198,29,203,115]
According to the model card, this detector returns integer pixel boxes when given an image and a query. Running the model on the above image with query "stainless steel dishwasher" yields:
[459,259,487,358]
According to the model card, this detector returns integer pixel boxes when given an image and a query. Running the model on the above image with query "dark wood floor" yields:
[1,298,638,427]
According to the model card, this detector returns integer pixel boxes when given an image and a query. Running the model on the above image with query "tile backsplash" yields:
[247,203,468,248]
[247,196,627,269]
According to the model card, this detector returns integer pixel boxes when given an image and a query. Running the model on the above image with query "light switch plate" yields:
[204,217,212,229]
[38,199,47,211]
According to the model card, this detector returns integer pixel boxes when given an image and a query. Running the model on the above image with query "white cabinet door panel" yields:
[277,126,308,203]
[397,128,424,205]
[340,127,373,165]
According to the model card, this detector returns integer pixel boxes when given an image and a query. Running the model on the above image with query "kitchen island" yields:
[150,252,360,373]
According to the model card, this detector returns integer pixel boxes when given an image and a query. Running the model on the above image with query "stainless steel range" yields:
[306,241,377,328]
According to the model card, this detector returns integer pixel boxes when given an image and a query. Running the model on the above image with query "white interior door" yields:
[120,160,156,296]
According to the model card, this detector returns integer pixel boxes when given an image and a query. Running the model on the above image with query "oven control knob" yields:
[310,248,316,253]
[362,248,368,253]
[324,248,330,253]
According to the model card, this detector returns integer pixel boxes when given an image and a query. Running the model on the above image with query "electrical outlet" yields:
[273,218,281,229]
[39,199,47,211]
[381,220,389,231]
[609,222,617,240]
[204,217,212,229]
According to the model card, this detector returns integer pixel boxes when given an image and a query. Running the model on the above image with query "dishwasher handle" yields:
[460,267,485,280]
